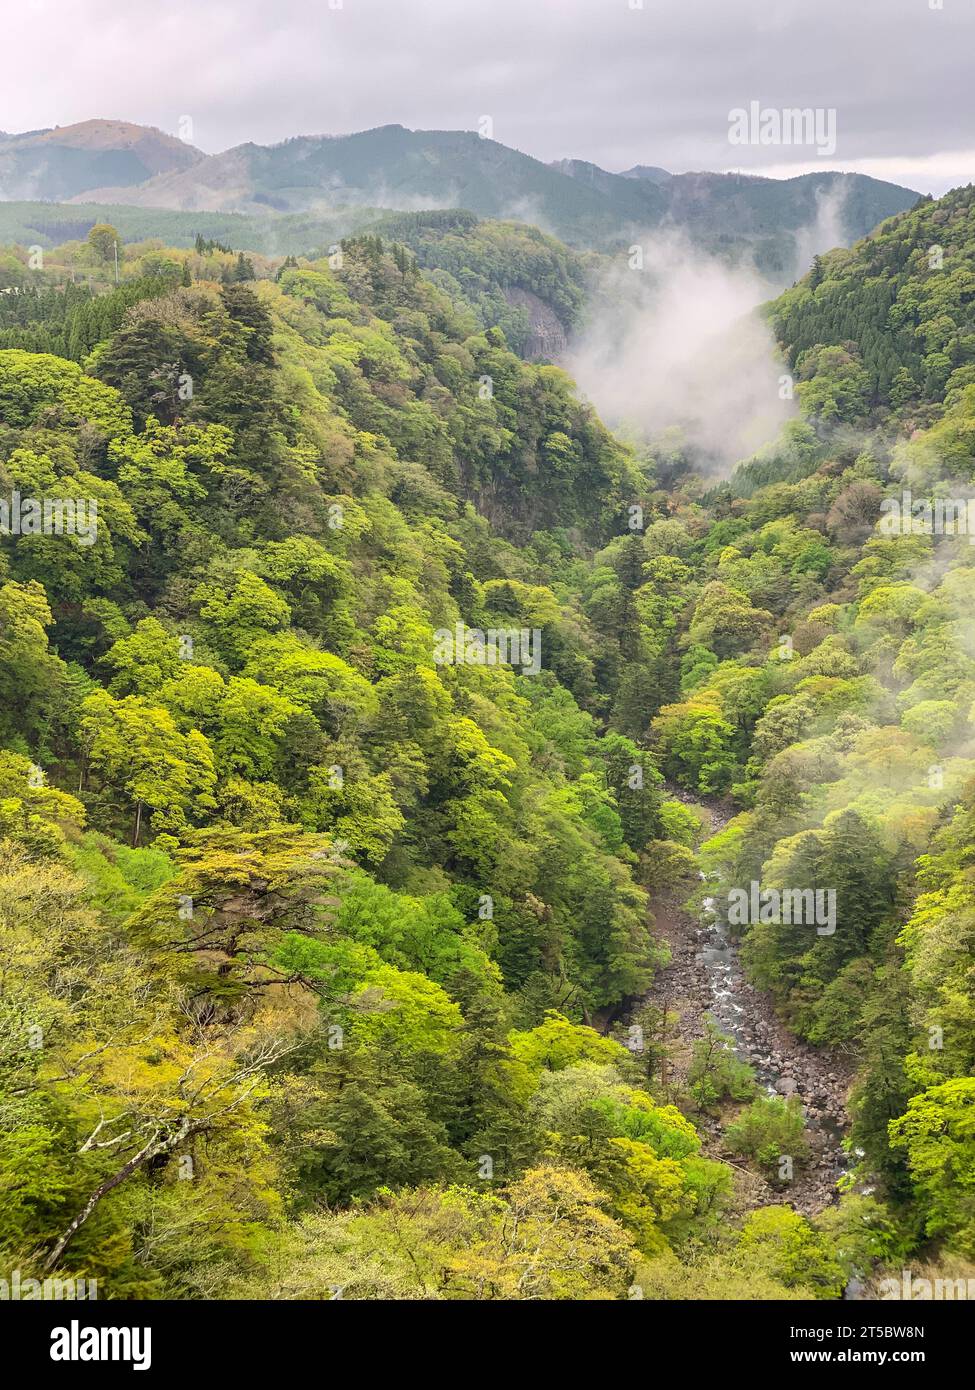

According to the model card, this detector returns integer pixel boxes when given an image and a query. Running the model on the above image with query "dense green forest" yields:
[0,188,974,1300]
[0,212,588,365]
[0,198,393,261]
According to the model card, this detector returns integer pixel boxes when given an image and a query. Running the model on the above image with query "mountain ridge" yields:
[0,119,203,202]
[0,119,920,263]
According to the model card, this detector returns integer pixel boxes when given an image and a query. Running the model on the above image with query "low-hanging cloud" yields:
[790,175,852,284]
[562,232,794,472]
[561,185,865,473]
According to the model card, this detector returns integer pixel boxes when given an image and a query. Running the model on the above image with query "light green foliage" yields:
[687,1019,757,1111]
[80,689,217,842]
[734,1206,846,1298]
[725,1095,810,1178]
[0,348,132,437]
[3,185,974,1297]
[890,1079,975,1257]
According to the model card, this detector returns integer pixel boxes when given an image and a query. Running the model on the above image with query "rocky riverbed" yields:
[636,797,855,1216]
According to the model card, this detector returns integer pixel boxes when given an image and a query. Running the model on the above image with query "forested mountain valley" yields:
[1,181,974,1303]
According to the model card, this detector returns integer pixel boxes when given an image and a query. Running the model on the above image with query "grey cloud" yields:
[7,0,974,192]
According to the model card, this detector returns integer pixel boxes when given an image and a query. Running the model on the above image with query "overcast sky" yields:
[7,0,975,193]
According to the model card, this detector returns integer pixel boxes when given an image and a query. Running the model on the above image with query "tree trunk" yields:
[44,1119,201,1272]
[43,1137,157,1272]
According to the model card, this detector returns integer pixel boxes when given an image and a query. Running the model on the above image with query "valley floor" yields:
[637,795,855,1218]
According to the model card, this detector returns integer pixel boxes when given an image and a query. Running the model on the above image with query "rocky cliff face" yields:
[502,287,567,360]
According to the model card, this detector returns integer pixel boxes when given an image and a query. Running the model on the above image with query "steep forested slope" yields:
[770,186,975,424]
[1,190,974,1299]
[647,184,975,1262]
[0,225,771,1300]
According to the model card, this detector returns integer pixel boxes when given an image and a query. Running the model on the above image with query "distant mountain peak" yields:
[618,164,672,184]
[0,118,203,202]
[8,117,202,158]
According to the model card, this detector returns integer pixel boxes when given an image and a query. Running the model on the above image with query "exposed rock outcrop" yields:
[502,287,567,360]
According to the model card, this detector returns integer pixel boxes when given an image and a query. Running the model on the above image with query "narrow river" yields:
[638,794,854,1217]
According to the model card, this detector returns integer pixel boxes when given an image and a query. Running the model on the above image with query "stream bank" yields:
[635,795,855,1217]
